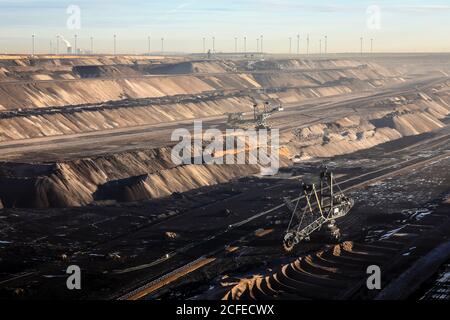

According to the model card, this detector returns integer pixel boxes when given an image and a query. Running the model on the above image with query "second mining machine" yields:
[227,101,283,130]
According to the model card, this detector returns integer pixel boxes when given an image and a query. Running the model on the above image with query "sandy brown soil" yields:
[0,54,449,300]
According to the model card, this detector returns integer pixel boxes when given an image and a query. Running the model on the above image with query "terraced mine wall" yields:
[0,73,263,110]
[287,92,450,160]
[1,89,448,209]
[0,95,256,141]
[0,55,173,81]
[0,59,403,141]
[0,83,371,141]
[0,58,399,111]
[0,57,448,209]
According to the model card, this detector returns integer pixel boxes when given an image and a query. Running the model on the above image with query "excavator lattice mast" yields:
[283,167,354,252]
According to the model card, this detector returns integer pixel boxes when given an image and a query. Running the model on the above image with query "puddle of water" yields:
[380,226,405,240]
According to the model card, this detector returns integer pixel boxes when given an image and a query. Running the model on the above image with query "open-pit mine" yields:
[0,53,449,300]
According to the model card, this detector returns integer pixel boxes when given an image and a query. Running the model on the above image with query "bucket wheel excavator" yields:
[227,100,283,130]
[283,167,354,252]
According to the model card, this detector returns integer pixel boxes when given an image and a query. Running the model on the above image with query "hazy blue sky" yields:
[0,0,450,53]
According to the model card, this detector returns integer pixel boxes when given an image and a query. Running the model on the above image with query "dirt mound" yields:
[332,242,354,256]
[95,174,154,202]
[0,174,84,208]
[0,147,263,208]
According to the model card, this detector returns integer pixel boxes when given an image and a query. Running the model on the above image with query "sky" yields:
[0,0,450,54]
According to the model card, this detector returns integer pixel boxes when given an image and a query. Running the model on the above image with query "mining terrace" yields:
[0,53,449,300]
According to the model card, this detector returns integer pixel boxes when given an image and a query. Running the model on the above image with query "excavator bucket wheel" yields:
[283,234,296,253]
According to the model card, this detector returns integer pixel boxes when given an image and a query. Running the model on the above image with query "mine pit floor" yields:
[0,129,449,300]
